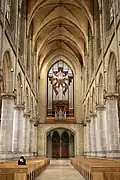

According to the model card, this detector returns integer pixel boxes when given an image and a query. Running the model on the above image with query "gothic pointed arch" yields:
[107,52,117,93]
[3,50,13,93]
[98,73,103,105]
[92,88,96,112]
[19,0,27,57]
[17,73,22,105]
[26,87,29,112]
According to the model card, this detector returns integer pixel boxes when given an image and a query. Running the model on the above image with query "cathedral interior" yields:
[0,0,120,179]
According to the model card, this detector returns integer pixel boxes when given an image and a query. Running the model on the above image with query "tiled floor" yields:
[36,159,85,180]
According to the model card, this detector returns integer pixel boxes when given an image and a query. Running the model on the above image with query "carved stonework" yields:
[29,117,36,123]
[90,112,97,117]
[14,104,25,110]
[34,122,39,127]
[23,112,31,118]
[81,120,87,127]
[1,92,16,99]
[86,117,91,123]
[104,93,119,100]
[117,69,120,82]
[96,104,106,111]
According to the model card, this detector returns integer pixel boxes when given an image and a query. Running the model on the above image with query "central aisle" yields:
[36,160,85,180]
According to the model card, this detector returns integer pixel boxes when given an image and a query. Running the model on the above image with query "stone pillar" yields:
[83,123,87,156]
[26,115,31,156]
[29,118,35,156]
[96,105,107,157]
[33,122,38,156]
[94,108,102,157]
[22,113,27,154]
[105,93,120,158]
[23,112,30,156]
[86,118,91,156]
[90,113,97,157]
[12,104,24,156]
[0,93,16,159]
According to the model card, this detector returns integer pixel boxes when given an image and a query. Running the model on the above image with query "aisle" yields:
[36,160,85,180]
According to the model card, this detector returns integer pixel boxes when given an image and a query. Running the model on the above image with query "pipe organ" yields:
[47,61,74,118]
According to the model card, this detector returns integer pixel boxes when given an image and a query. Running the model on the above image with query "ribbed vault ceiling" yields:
[28,0,94,69]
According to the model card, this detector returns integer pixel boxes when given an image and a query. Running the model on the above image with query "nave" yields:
[36,160,85,180]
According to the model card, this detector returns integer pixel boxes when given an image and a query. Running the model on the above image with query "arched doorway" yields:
[46,128,74,158]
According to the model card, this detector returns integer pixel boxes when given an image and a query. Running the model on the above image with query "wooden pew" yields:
[0,158,50,180]
[71,157,120,180]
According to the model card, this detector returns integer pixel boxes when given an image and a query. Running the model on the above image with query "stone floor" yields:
[36,159,85,180]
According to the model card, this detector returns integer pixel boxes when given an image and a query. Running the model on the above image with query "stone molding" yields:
[81,120,87,127]
[117,70,120,82]
[29,117,36,123]
[1,92,16,99]
[34,122,39,127]
[96,104,106,111]
[23,112,31,118]
[14,104,25,110]
[104,93,119,100]
[90,112,97,117]
[0,69,3,77]
[86,118,91,123]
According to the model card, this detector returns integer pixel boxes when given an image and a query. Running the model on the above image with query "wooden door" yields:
[52,132,60,158]
[61,132,69,158]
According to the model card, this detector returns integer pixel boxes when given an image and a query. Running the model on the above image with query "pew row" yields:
[71,157,120,180]
[0,158,50,180]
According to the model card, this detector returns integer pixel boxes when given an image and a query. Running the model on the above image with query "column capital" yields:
[86,117,91,123]
[34,122,39,127]
[96,104,106,111]
[90,112,97,117]
[92,34,95,38]
[14,104,25,110]
[23,112,31,118]
[104,93,119,100]
[1,93,16,99]
[84,53,89,57]
[81,120,87,127]
[29,117,36,122]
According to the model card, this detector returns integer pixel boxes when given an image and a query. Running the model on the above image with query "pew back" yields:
[71,157,120,180]
[0,158,50,180]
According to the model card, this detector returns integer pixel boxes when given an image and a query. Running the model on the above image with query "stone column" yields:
[94,108,102,157]
[105,93,120,158]
[23,112,30,156]
[0,93,16,159]
[29,118,35,156]
[12,104,24,156]
[33,122,38,156]
[83,123,87,156]
[96,105,107,157]
[86,118,91,156]
[90,113,97,157]
[26,115,31,156]
[22,113,27,154]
